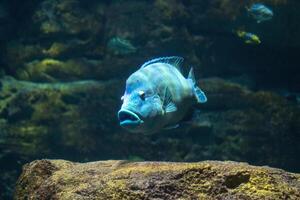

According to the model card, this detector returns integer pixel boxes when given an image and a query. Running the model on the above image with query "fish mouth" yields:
[118,109,144,127]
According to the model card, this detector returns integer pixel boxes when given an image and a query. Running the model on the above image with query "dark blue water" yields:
[0,0,299,199]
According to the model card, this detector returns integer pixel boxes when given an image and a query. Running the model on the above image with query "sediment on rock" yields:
[15,159,300,200]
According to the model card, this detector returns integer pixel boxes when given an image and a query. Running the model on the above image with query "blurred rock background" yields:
[0,0,299,199]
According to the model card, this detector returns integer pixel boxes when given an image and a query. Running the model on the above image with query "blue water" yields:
[0,0,299,199]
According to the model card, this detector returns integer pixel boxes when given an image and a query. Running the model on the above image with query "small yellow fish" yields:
[236,30,261,45]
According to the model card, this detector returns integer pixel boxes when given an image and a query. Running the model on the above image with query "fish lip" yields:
[118,109,144,126]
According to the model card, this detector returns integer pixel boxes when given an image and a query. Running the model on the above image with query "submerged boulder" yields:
[15,159,300,200]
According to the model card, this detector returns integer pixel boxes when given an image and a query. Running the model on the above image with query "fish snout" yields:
[118,109,144,128]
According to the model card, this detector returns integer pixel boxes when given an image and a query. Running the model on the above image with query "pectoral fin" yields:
[163,87,177,113]
[166,102,177,113]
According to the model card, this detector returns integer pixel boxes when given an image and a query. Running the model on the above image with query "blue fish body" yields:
[118,56,207,134]
[248,3,273,23]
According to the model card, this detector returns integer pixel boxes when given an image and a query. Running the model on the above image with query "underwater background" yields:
[0,0,299,199]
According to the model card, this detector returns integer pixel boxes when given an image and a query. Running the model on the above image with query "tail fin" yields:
[188,68,207,103]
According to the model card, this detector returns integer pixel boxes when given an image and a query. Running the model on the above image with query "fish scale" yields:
[144,63,189,101]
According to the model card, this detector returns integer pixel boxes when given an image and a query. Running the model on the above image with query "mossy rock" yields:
[188,78,300,170]
[14,159,300,200]
[16,58,103,82]
[34,0,103,36]
[0,76,121,158]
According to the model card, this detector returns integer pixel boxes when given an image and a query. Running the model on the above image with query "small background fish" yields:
[236,30,261,45]
[107,37,137,55]
[247,3,274,23]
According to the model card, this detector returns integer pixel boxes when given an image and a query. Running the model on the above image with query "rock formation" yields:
[15,159,300,200]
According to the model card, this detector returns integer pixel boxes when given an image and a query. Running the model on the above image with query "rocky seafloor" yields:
[0,0,300,199]
[15,159,300,200]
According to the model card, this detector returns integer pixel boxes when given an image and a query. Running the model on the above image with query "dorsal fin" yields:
[140,56,184,71]
[188,67,195,82]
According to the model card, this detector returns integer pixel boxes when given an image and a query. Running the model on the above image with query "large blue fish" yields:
[247,3,273,23]
[117,56,207,134]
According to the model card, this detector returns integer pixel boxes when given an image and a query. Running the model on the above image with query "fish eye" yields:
[138,90,145,100]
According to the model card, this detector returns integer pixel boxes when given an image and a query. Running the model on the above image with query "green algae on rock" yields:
[34,0,103,36]
[16,58,103,82]
[0,76,121,158]
[0,76,122,199]
[14,159,300,200]
[195,78,300,170]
